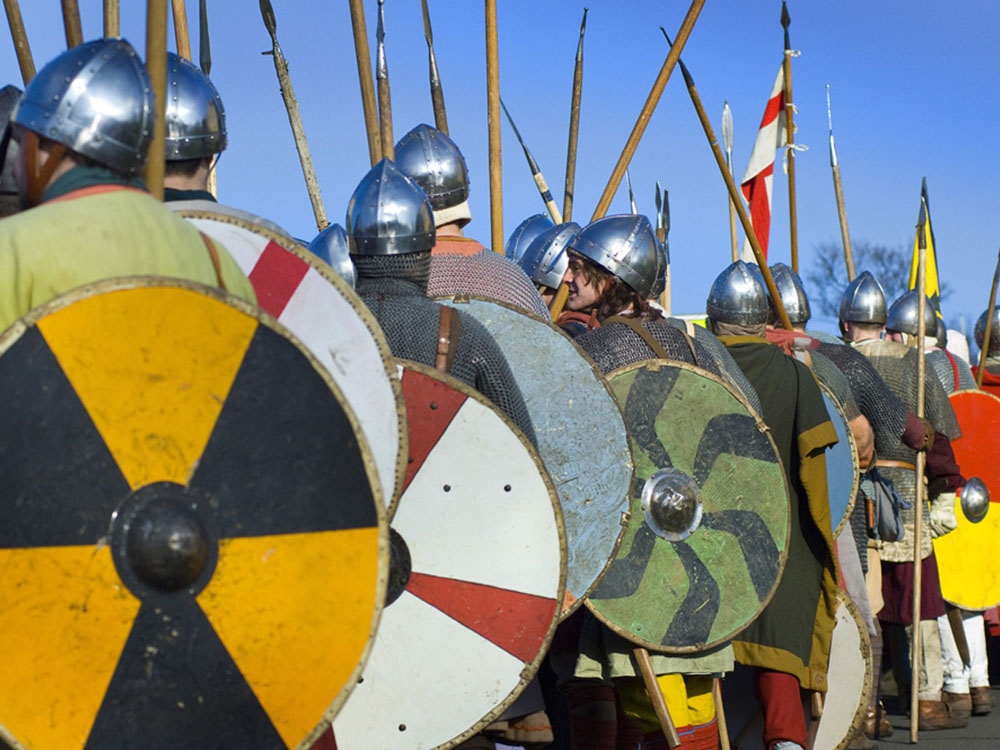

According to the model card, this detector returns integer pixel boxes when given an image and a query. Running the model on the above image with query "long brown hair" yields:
[572,251,661,322]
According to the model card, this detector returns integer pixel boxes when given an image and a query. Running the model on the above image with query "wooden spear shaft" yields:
[348,0,381,166]
[975,249,1000,388]
[713,678,732,750]
[590,0,705,222]
[61,0,83,48]
[827,86,854,281]
[172,0,192,60]
[485,0,503,255]
[144,0,169,201]
[375,0,393,160]
[3,0,34,84]
[781,3,799,272]
[104,0,120,37]
[633,648,681,748]
[722,101,739,263]
[562,7,586,222]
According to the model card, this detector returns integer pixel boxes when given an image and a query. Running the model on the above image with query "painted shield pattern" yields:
[440,295,633,615]
[0,279,387,750]
[587,361,790,652]
[331,361,566,750]
[934,389,1000,610]
[818,382,860,538]
[176,209,405,510]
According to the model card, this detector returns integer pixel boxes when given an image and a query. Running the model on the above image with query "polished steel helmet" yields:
[960,477,990,524]
[307,223,356,288]
[568,214,660,299]
[0,84,22,194]
[649,236,668,298]
[504,213,553,262]
[519,221,580,290]
[769,262,811,325]
[346,158,436,256]
[935,315,948,349]
[164,52,226,160]
[838,271,887,325]
[885,289,938,336]
[706,260,769,325]
[974,306,1000,356]
[13,38,154,176]
[394,123,470,226]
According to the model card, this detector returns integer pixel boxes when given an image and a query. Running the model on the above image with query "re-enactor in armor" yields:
[972,306,1000,397]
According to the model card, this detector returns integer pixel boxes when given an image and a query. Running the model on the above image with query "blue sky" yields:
[4,1,999,341]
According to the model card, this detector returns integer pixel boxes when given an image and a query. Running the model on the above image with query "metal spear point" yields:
[655,182,663,235]
[624,168,638,215]
[500,96,562,223]
[421,0,448,135]
[722,99,738,262]
[199,0,211,75]
[376,0,394,159]
[780,0,799,272]
[562,7,587,222]
[827,84,855,280]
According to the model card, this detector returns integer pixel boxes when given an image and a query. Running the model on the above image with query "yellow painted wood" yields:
[198,527,380,746]
[37,287,256,489]
[934,498,1000,610]
[0,545,140,750]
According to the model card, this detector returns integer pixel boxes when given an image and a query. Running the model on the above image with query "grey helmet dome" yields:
[13,38,154,176]
[394,123,470,226]
[567,214,660,299]
[519,222,580,290]
[768,262,811,325]
[974,306,1000,356]
[886,289,938,337]
[505,213,553,262]
[307,223,356,288]
[346,158,436,256]
[164,52,226,160]
[838,271,887,325]
[706,260,769,325]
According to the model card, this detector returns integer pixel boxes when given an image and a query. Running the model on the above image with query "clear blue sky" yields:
[4,1,999,341]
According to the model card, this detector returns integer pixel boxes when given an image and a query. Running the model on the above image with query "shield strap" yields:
[435,304,461,374]
[605,315,699,364]
[198,232,227,291]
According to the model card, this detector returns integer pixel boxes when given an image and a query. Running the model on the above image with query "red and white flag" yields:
[739,64,788,263]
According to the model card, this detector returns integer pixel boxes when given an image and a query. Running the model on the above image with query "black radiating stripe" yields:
[590,525,656,600]
[701,510,780,601]
[623,368,680,469]
[191,325,377,538]
[0,327,129,548]
[84,599,287,750]
[692,412,775,487]
[663,542,720,647]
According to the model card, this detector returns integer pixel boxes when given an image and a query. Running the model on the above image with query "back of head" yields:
[885,289,937,338]
[519,222,579,290]
[975,306,1000,356]
[568,214,660,299]
[706,260,769,326]
[394,123,469,228]
[505,213,553,262]
[164,52,226,161]
[307,223,356,288]
[838,270,887,326]
[768,262,811,325]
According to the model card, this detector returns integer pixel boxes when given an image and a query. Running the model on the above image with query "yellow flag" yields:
[908,178,941,312]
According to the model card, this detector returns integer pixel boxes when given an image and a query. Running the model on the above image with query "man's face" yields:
[562,256,606,312]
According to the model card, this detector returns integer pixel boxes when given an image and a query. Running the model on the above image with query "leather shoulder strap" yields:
[605,315,672,360]
[435,305,462,374]
[199,232,227,291]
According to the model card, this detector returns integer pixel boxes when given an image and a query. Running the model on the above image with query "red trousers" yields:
[755,668,806,749]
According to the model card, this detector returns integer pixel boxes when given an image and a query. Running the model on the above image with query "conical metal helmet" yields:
[886,289,938,337]
[768,262,811,325]
[307,223,356,288]
[568,214,660,299]
[346,158,436,256]
[838,271,887,325]
[519,221,580,290]
[974,306,1000,355]
[504,213,553,262]
[706,260,769,325]
[935,316,948,349]
[164,52,226,160]
[0,84,22,195]
[13,38,154,176]
[394,123,469,225]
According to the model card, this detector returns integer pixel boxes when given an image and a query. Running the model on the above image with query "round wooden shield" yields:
[438,295,633,615]
[176,209,405,510]
[933,389,1000,610]
[0,279,387,750]
[330,361,566,750]
[721,590,871,750]
[587,361,790,653]
[817,382,860,539]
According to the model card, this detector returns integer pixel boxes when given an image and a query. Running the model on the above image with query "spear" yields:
[827,84,855,281]
[590,0,705,222]
[198,0,210,74]
[781,1,799,272]
[659,187,672,314]
[104,0,120,37]
[375,0,394,160]
[420,0,448,135]
[61,0,84,48]
[486,0,503,255]
[655,182,664,242]
[144,0,168,201]
[259,0,329,231]
[722,100,738,262]
[3,0,34,83]
[663,31,793,330]
[500,96,562,223]
[976,249,1000,389]
[170,0,191,59]
[562,7,587,222]
[348,0,380,165]
[624,168,638,214]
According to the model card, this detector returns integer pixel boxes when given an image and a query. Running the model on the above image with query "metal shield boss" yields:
[439,296,633,615]
[0,279,387,750]
[817,382,860,537]
[174,209,406,509]
[331,362,566,750]
[933,389,1000,610]
[588,361,791,652]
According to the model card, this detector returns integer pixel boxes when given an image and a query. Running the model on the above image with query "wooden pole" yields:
[562,7,587,222]
[145,0,168,201]
[199,0,216,198]
[348,0,381,166]
[826,86,855,281]
[375,0,394,160]
[104,0,120,38]
[171,0,192,60]
[420,0,448,135]
[975,249,1000,389]
[485,0,503,254]
[549,283,569,322]
[590,0,705,222]
[780,2,799,272]
[3,0,34,84]
[61,0,84,48]
[633,648,681,748]
[722,100,738,262]
[713,678,731,750]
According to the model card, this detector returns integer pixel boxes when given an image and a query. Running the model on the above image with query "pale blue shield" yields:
[819,384,860,538]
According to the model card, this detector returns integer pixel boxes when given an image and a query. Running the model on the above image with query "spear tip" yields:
[259,0,277,38]
[781,1,790,29]
[421,0,433,44]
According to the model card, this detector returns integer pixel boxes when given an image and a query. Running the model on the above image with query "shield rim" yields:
[815,380,861,539]
[817,590,873,750]
[389,358,567,750]
[176,208,408,510]
[0,276,390,750]
[434,294,633,619]
[585,358,792,653]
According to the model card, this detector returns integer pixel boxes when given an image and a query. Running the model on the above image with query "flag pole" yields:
[722,101,738,262]
[61,0,84,48]
[976,249,1000,389]
[590,0,705,222]
[780,2,799,273]
[104,0,120,37]
[562,7,587,222]
[171,0,192,60]
[826,84,854,281]
[3,0,35,84]
[348,0,381,166]
[420,0,448,135]
[485,0,503,255]
[500,97,562,223]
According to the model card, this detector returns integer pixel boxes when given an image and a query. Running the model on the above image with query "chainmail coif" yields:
[354,253,536,445]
